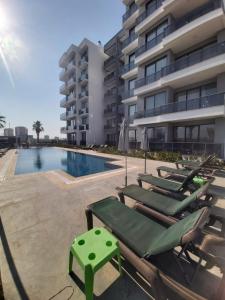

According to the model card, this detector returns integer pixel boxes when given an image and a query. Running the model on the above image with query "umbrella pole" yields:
[144,151,147,174]
[125,154,127,186]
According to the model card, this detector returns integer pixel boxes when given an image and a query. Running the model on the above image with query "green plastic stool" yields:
[69,227,122,300]
[193,176,207,187]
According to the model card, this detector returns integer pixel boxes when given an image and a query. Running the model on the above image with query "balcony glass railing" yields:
[122,3,138,23]
[135,42,225,89]
[121,61,136,75]
[79,91,88,98]
[79,73,88,82]
[122,33,138,49]
[135,93,225,119]
[136,0,164,25]
[136,0,221,57]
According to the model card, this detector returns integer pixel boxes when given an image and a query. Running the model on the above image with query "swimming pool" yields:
[15,147,120,177]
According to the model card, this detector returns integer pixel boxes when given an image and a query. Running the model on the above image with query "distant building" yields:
[44,135,50,140]
[15,126,28,144]
[54,136,59,141]
[4,128,14,137]
[59,38,107,146]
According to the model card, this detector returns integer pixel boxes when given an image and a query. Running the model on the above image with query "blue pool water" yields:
[15,147,120,177]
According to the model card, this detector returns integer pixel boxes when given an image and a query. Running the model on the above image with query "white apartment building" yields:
[59,39,107,146]
[122,0,225,158]
[15,126,28,143]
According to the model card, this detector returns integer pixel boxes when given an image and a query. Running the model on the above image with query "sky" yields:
[0,0,124,138]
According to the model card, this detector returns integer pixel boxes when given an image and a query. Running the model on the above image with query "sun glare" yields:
[0,4,10,32]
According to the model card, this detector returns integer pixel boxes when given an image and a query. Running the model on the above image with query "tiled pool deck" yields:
[0,148,225,299]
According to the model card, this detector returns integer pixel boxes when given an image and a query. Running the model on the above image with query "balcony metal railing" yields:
[79,91,88,99]
[79,107,89,115]
[104,72,117,83]
[136,0,164,25]
[60,112,67,120]
[79,124,89,130]
[135,41,225,89]
[122,3,138,23]
[122,33,138,49]
[135,93,225,119]
[122,89,135,100]
[79,73,88,82]
[104,56,117,69]
[104,124,116,130]
[104,89,117,98]
[136,0,222,57]
[147,142,224,158]
[120,61,137,75]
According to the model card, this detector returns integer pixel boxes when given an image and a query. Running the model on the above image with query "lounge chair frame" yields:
[85,203,225,300]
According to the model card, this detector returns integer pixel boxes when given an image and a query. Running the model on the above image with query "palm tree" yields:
[32,121,44,143]
[0,115,6,128]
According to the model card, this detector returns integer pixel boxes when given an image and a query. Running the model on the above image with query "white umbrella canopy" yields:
[118,119,129,186]
[140,127,149,174]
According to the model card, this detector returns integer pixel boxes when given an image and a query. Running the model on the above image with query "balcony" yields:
[135,0,210,34]
[78,91,88,99]
[104,56,117,70]
[66,110,77,120]
[121,61,138,79]
[60,127,67,134]
[122,89,137,103]
[104,73,117,85]
[67,125,77,133]
[67,77,76,89]
[134,93,225,126]
[122,33,138,54]
[60,83,69,95]
[104,124,117,130]
[59,60,76,81]
[60,97,67,108]
[79,73,88,84]
[136,0,223,64]
[79,124,89,131]
[79,107,89,115]
[135,42,225,95]
[122,3,138,28]
[104,105,124,117]
[79,56,88,69]
[59,45,76,68]
[60,112,67,121]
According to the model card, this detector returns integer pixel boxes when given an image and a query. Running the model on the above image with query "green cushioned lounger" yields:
[87,196,207,258]
[138,167,200,192]
[118,183,209,216]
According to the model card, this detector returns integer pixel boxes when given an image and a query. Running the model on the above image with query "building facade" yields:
[122,0,225,157]
[59,39,107,146]
[4,128,14,137]
[15,126,28,143]
[103,30,125,146]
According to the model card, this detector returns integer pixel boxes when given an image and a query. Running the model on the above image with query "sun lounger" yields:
[86,197,225,300]
[117,183,225,235]
[175,154,215,170]
[138,167,201,193]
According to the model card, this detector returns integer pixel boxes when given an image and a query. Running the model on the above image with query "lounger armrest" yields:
[134,203,177,226]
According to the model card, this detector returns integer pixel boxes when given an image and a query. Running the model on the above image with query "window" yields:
[145,56,167,77]
[146,20,168,43]
[128,79,135,90]
[129,52,135,63]
[146,0,156,12]
[145,92,166,110]
[175,82,217,102]
[199,124,214,142]
[174,127,185,142]
[128,104,136,117]
[173,124,215,142]
[147,127,165,142]
[129,130,136,141]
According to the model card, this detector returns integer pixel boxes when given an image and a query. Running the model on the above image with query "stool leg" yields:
[69,250,73,274]
[84,265,94,300]
[116,250,122,276]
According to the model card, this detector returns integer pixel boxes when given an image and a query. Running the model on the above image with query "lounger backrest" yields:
[199,154,215,167]
[146,208,208,257]
[172,182,210,214]
[182,167,200,187]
